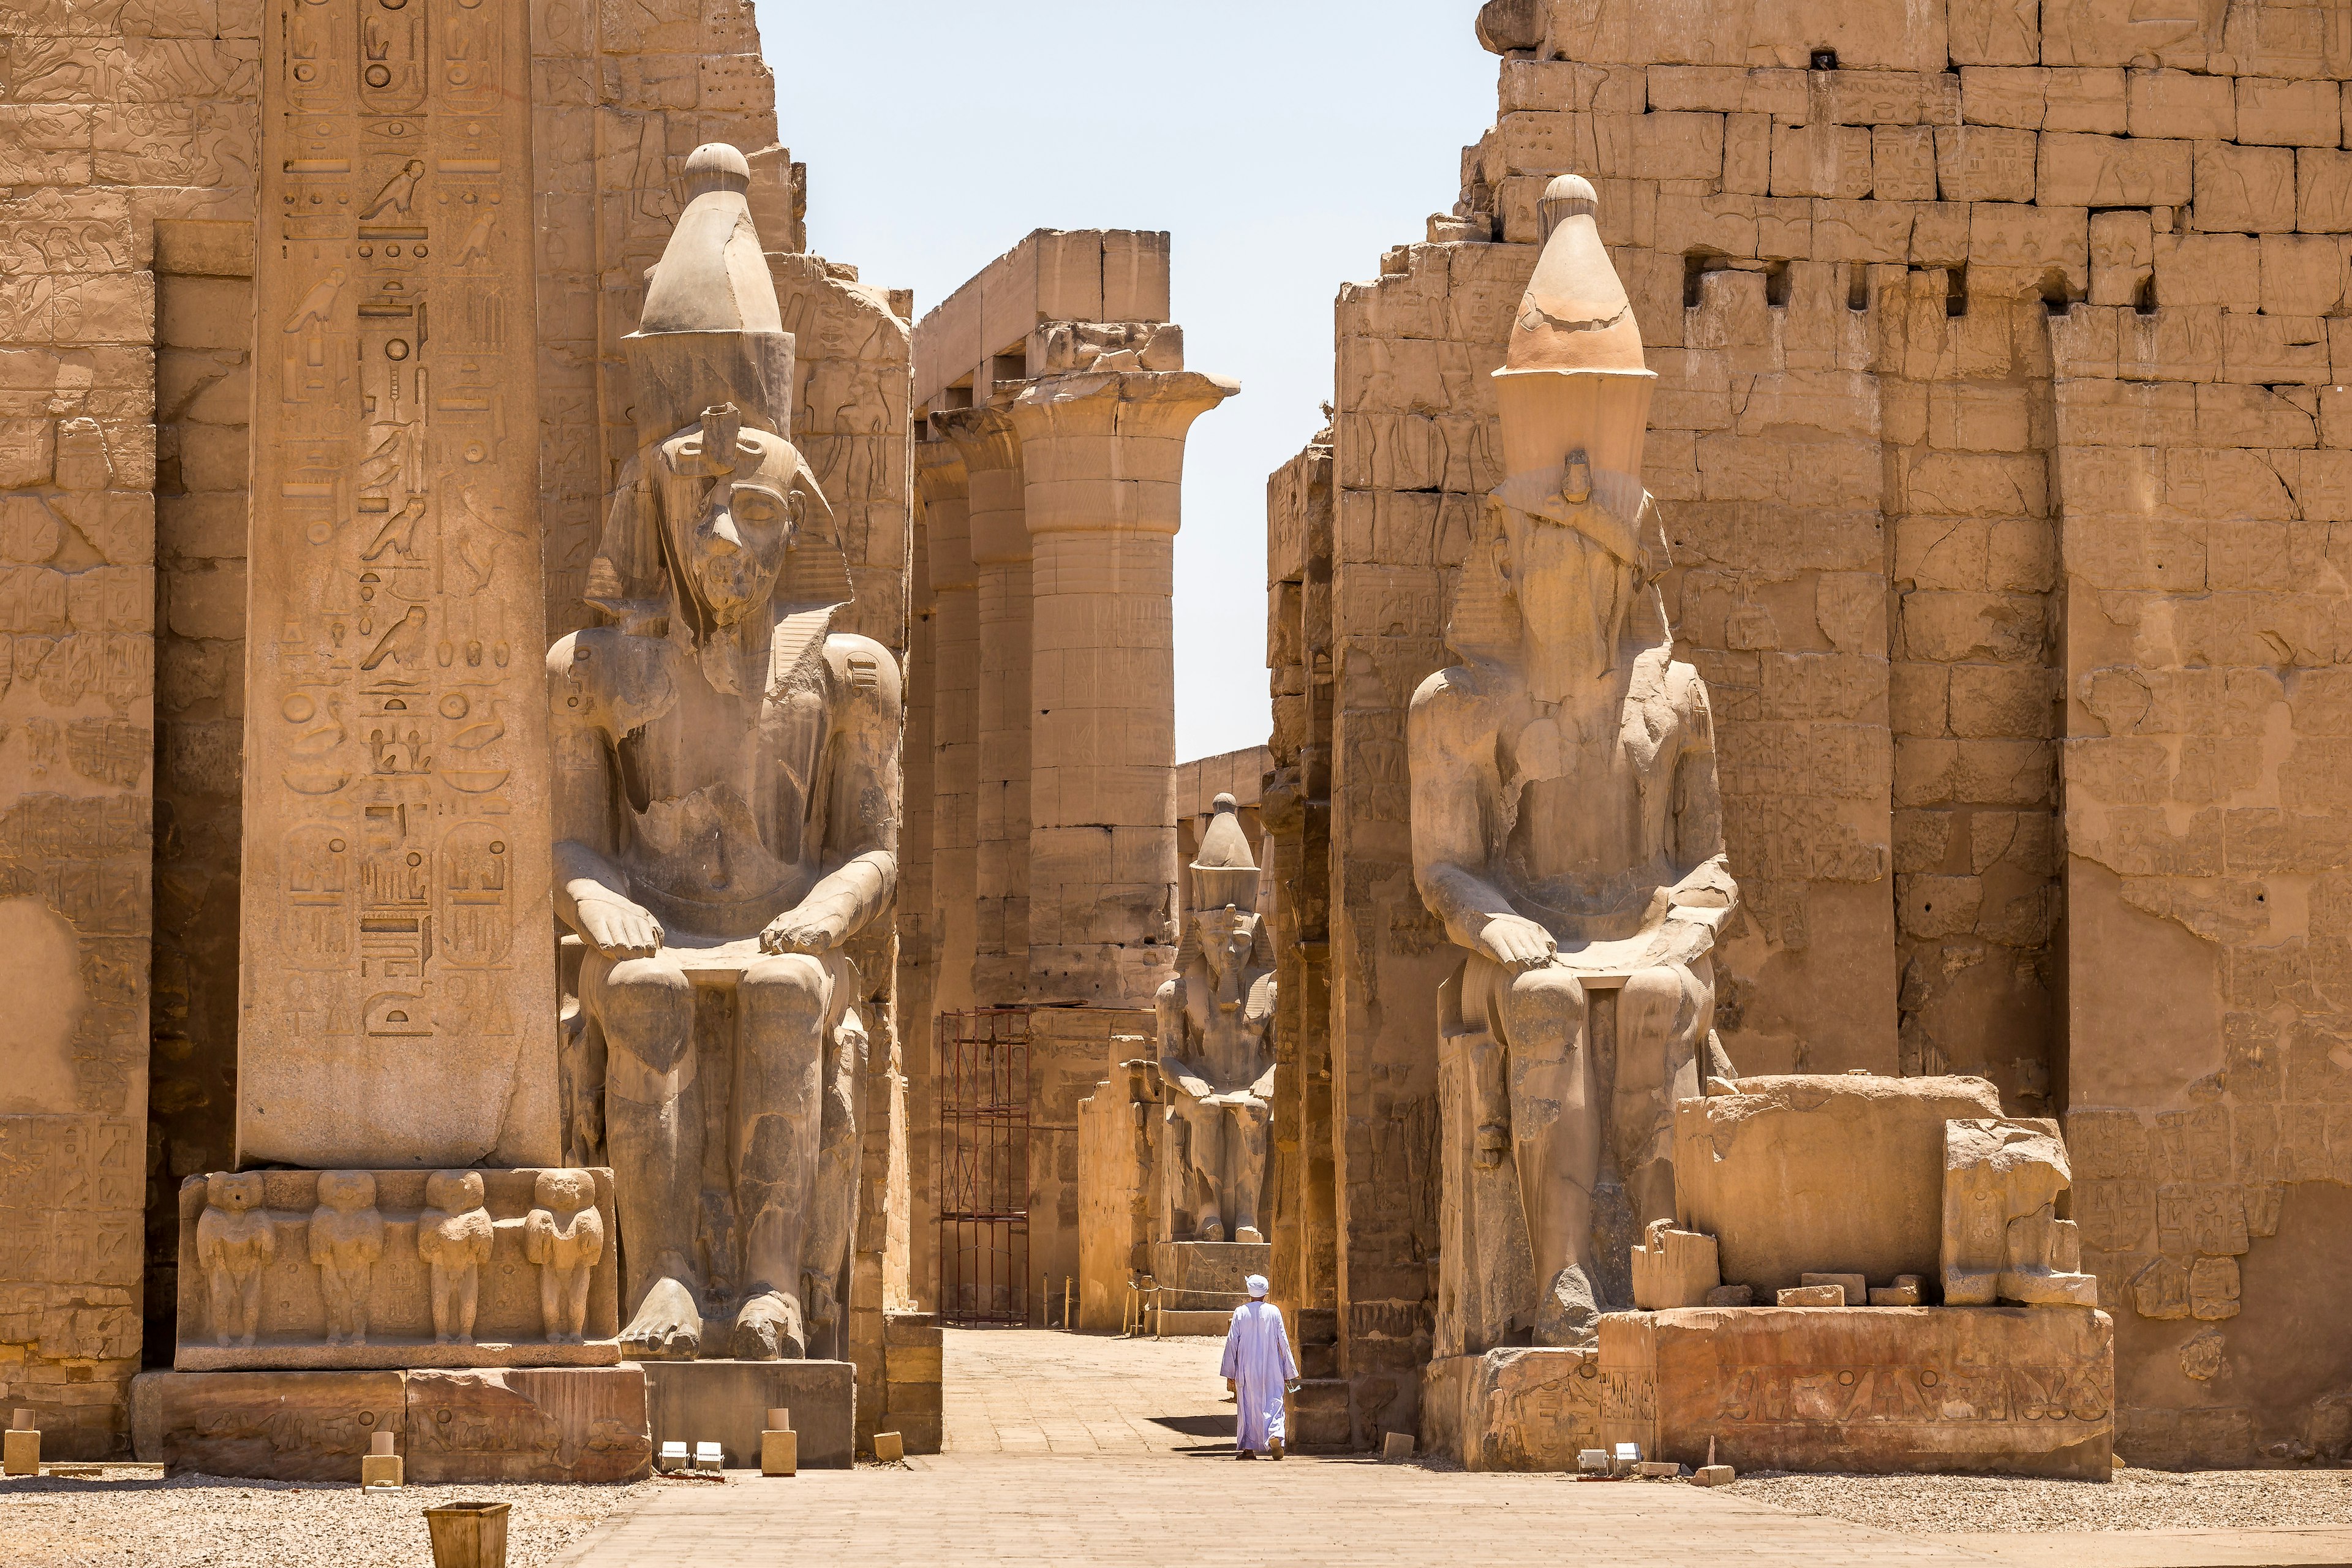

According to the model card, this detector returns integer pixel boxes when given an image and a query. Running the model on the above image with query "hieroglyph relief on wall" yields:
[239,0,558,1169]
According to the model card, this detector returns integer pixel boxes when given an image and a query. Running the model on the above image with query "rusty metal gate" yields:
[938,1007,1030,1325]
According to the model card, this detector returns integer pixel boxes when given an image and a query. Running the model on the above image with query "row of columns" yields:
[920,369,1235,1014]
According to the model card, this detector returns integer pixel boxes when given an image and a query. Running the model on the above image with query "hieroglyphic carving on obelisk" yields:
[240,0,557,1167]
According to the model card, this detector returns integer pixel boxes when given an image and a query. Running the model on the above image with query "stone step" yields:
[1287,1379,1352,1449]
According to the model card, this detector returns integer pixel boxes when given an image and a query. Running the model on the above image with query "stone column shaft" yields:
[1010,370,1237,1008]
[938,409,1029,1008]
[919,435,978,1024]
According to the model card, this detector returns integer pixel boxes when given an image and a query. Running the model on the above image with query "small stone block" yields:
[1694,1464,1736,1487]
[1703,1285,1754,1307]
[360,1453,404,1488]
[1637,1460,1682,1477]
[872,1431,904,1463]
[1868,1276,1923,1306]
[3,1430,39,1477]
[1800,1272,1867,1305]
[1382,1431,1415,1460]
[9,1409,32,1431]
[760,1430,797,1477]
[1777,1284,1847,1306]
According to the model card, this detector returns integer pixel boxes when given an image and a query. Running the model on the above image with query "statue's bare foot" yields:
[1234,1226,1265,1245]
[733,1291,806,1360]
[620,1277,704,1360]
[1534,1262,1600,1349]
[1198,1215,1225,1243]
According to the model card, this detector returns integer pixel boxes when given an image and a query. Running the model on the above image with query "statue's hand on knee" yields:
[1476,913,1557,970]
[1476,1121,1509,1170]
[576,893,664,960]
[760,902,849,957]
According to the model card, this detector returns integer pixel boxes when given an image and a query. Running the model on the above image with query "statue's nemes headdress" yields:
[587,143,851,638]
[1452,173,1671,667]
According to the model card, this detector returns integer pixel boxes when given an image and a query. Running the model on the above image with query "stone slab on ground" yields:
[1421,1347,1600,1471]
[1603,1305,2113,1479]
[641,1360,853,1470]
[137,1366,650,1483]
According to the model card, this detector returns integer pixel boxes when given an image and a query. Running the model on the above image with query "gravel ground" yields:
[1727,1465,2352,1534]
[1,1468,654,1567]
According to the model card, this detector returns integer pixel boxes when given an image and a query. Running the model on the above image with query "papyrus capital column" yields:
[935,407,1030,1008]
[1009,369,1238,1007]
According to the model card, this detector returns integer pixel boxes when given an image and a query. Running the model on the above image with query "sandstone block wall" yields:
[0,0,260,1458]
[1272,0,2352,1461]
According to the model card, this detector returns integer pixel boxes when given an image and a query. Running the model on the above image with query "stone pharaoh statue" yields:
[549,144,900,1361]
[1409,174,1737,1346]
[1155,795,1277,1244]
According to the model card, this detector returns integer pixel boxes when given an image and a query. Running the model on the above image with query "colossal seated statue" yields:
[548,144,900,1362]
[1154,795,1277,1245]
[1409,175,1737,1348]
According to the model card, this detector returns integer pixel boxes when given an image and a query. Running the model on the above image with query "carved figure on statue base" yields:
[1410,175,1738,1349]
[524,1169,607,1343]
[1943,1118,2098,1308]
[1155,795,1277,1245]
[197,1172,274,1349]
[418,1170,494,1345]
[549,144,899,1363]
[307,1171,385,1346]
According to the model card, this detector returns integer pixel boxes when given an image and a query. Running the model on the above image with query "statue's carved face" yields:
[535,1169,594,1212]
[315,1171,376,1212]
[208,1171,265,1213]
[425,1170,485,1214]
[655,414,809,628]
[1501,511,1634,699]
[1193,907,1260,974]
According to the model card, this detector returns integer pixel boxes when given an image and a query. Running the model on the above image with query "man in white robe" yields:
[1220,1273,1298,1459]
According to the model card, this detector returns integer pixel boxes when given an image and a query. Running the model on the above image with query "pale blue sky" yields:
[756,1,1497,762]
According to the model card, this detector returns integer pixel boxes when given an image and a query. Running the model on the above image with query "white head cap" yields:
[1246,1275,1269,1298]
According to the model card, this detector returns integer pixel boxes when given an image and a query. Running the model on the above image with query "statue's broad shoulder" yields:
[547,627,900,740]
[548,627,677,745]
[1243,968,1276,1033]
[815,631,903,725]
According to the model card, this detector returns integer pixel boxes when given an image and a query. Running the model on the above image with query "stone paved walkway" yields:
[555,1329,2352,1568]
